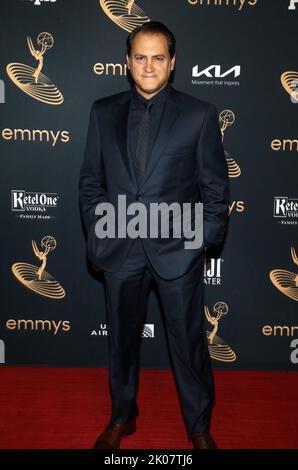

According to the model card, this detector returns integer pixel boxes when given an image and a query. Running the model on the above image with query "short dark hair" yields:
[126,21,176,58]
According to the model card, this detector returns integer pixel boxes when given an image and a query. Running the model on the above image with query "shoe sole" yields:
[123,424,136,438]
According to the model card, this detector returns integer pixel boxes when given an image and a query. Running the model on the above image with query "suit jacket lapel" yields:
[139,95,181,189]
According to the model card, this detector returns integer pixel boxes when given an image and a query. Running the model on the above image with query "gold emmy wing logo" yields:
[219,110,241,178]
[281,71,298,103]
[12,236,65,300]
[270,247,298,302]
[99,0,150,32]
[205,302,236,362]
[6,32,64,105]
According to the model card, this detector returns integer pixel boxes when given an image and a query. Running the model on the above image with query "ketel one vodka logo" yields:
[204,302,236,362]
[6,32,64,105]
[270,247,298,302]
[99,0,150,32]
[12,236,65,299]
[273,197,298,225]
[11,190,58,216]
[219,110,241,178]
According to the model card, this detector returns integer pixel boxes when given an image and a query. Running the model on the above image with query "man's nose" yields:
[144,59,154,71]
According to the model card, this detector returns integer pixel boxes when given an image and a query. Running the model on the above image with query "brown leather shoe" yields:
[93,420,136,449]
[191,432,217,449]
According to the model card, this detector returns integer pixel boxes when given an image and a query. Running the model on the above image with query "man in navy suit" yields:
[79,21,229,449]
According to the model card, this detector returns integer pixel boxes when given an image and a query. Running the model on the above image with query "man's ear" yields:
[126,54,130,70]
[170,54,176,71]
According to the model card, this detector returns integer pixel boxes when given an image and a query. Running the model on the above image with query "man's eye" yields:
[135,56,144,61]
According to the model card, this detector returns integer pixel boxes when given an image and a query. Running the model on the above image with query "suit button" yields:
[136,195,142,201]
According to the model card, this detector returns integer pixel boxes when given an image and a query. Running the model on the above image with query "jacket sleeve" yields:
[79,103,107,232]
[196,104,230,248]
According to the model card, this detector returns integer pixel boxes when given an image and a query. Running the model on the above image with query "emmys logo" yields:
[205,302,236,362]
[12,236,65,300]
[263,324,298,365]
[273,197,298,226]
[93,62,128,77]
[192,65,240,87]
[262,324,298,337]
[29,0,56,5]
[99,0,150,32]
[228,200,245,215]
[204,258,224,286]
[0,79,5,103]
[0,340,5,364]
[6,319,70,334]
[1,128,70,146]
[288,0,298,10]
[6,32,64,105]
[187,0,257,11]
[270,247,298,302]
[281,72,298,104]
[219,110,241,178]
[271,138,298,152]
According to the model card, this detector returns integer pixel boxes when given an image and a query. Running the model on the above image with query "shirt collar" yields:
[131,83,171,109]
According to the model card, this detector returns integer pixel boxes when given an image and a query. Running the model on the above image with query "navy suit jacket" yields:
[79,86,229,279]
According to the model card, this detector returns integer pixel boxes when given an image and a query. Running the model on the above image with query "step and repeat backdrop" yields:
[0,0,297,369]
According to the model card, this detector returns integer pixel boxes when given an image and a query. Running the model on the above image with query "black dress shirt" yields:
[128,83,171,181]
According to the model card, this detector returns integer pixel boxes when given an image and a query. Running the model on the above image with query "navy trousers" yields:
[103,239,214,438]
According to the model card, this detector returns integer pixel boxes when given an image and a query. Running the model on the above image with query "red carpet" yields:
[0,367,297,449]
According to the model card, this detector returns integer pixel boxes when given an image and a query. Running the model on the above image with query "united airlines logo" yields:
[142,324,155,338]
[91,323,155,337]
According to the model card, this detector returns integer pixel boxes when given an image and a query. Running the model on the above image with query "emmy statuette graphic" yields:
[205,302,236,362]
[6,32,64,105]
[12,236,65,300]
[99,0,150,32]
[270,247,298,302]
[219,109,241,178]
